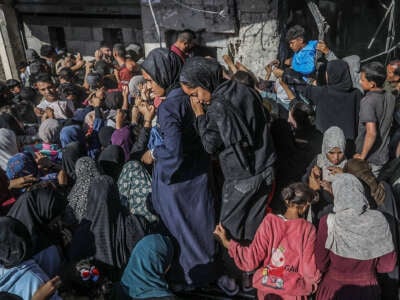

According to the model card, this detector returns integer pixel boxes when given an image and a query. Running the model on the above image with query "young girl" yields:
[214,182,321,300]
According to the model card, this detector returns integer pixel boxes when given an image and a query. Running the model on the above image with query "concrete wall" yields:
[22,15,143,57]
[140,0,279,77]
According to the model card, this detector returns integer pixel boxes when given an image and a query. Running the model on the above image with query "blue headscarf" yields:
[60,125,85,148]
[121,234,174,299]
[6,152,38,180]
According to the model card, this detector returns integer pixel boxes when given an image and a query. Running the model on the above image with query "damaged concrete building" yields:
[0,0,399,79]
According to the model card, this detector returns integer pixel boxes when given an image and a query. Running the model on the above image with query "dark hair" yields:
[19,87,37,101]
[291,101,314,129]
[113,43,126,58]
[17,61,27,70]
[231,71,256,88]
[361,61,386,88]
[35,73,53,85]
[281,182,318,205]
[40,45,56,58]
[99,40,112,49]
[6,79,20,89]
[286,25,307,42]
[125,49,140,62]
[59,258,112,298]
[58,67,74,82]
[177,29,196,43]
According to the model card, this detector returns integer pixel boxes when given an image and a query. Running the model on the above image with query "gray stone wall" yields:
[140,0,279,77]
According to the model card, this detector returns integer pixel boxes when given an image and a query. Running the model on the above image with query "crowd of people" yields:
[0,24,400,300]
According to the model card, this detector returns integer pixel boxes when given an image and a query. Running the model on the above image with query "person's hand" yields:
[94,49,102,61]
[353,153,364,160]
[32,276,61,300]
[122,85,129,99]
[139,82,151,102]
[9,175,38,190]
[138,102,155,122]
[35,152,53,170]
[284,57,292,66]
[115,109,126,129]
[190,97,205,117]
[85,61,94,73]
[316,41,330,55]
[57,170,68,186]
[213,223,231,249]
[272,67,284,79]
[34,107,44,117]
[309,166,321,191]
[141,150,154,165]
[327,166,343,176]
[320,180,333,195]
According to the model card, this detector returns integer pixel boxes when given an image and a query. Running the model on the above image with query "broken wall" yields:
[141,0,279,77]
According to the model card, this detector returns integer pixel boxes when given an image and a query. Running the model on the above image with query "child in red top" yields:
[214,183,321,300]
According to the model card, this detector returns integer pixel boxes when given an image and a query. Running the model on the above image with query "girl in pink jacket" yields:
[214,182,321,300]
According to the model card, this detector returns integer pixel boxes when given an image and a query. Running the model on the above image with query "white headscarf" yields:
[0,129,18,171]
[326,173,394,260]
[317,126,347,182]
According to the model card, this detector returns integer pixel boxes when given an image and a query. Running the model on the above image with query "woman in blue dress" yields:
[140,48,216,286]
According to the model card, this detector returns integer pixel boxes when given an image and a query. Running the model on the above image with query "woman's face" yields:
[181,84,212,105]
[142,69,165,97]
[326,147,344,165]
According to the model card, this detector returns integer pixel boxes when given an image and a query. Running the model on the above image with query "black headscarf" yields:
[98,145,125,181]
[326,60,353,92]
[180,56,224,92]
[0,113,24,136]
[83,175,148,269]
[297,59,362,140]
[141,48,183,95]
[0,216,32,268]
[62,141,86,183]
[98,126,115,148]
[7,188,67,254]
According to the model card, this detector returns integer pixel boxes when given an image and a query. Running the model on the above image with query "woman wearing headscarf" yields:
[0,129,18,171]
[119,234,175,300]
[7,188,67,277]
[0,217,61,300]
[97,144,125,182]
[117,160,157,223]
[23,119,61,163]
[64,156,99,224]
[180,56,275,243]
[61,141,86,185]
[98,126,115,149]
[315,173,396,300]
[296,60,362,156]
[304,126,347,224]
[141,49,216,286]
[59,125,85,148]
[71,175,148,279]
[344,158,400,299]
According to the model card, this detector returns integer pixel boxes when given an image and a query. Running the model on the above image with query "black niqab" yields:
[141,48,183,94]
[0,216,32,268]
[326,60,353,91]
[98,145,125,181]
[180,56,224,92]
[7,188,67,254]
[62,141,86,183]
[297,59,362,140]
[83,175,148,269]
